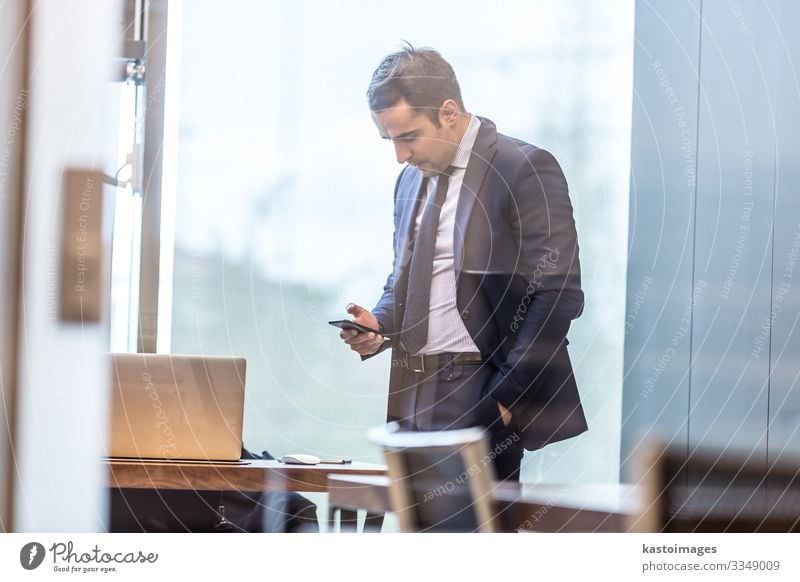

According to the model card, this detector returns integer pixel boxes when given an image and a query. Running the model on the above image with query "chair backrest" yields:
[631,440,800,532]
[367,424,498,533]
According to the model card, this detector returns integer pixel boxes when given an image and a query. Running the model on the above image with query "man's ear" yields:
[439,99,460,126]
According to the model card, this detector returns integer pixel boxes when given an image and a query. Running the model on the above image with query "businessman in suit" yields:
[340,46,587,481]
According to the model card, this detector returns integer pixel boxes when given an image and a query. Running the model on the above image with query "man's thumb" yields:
[346,303,362,316]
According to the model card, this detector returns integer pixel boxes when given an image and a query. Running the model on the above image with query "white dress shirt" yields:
[412,114,482,355]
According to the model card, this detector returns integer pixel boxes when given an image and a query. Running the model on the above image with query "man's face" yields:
[371,98,460,177]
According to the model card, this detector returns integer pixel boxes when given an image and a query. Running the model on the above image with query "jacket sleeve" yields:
[486,148,584,408]
[361,167,407,360]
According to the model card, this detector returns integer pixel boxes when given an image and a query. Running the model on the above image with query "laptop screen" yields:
[108,353,246,461]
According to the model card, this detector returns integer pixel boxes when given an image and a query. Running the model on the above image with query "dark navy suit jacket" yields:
[370,117,588,451]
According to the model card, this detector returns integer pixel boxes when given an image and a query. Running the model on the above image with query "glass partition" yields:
[163,0,634,484]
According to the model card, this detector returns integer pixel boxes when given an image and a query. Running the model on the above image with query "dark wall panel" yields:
[688,0,777,459]
[621,0,702,479]
[768,0,800,466]
[623,1,799,480]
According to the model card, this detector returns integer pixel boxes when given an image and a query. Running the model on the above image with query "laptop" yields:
[108,353,246,462]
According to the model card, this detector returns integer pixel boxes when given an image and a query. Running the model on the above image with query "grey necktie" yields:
[400,169,452,355]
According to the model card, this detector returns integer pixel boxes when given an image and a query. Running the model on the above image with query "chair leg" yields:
[338,508,359,532]
[328,506,339,532]
[363,512,385,533]
[328,507,384,533]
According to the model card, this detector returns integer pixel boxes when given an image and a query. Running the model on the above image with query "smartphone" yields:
[329,319,382,335]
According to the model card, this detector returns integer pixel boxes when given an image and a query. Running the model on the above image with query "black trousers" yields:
[389,359,523,481]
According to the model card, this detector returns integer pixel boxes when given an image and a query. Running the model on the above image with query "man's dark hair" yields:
[367,43,465,126]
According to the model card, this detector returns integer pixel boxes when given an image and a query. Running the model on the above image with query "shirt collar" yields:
[450,114,481,170]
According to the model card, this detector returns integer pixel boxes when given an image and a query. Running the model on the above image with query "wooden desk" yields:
[327,475,643,532]
[107,459,386,493]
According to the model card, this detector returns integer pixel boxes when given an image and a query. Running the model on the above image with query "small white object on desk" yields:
[279,454,321,465]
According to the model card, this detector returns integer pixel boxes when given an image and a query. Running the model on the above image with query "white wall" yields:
[12,0,120,531]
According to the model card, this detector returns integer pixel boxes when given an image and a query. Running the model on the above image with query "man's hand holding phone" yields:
[335,303,385,356]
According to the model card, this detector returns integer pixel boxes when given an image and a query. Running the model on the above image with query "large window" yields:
[152,0,633,484]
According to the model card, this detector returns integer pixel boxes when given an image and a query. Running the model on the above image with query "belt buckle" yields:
[404,354,425,373]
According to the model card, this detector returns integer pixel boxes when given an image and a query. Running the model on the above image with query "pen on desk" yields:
[319,459,352,464]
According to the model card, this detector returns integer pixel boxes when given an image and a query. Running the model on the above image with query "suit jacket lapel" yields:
[454,117,498,272]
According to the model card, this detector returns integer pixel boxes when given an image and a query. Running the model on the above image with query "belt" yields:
[399,352,484,373]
